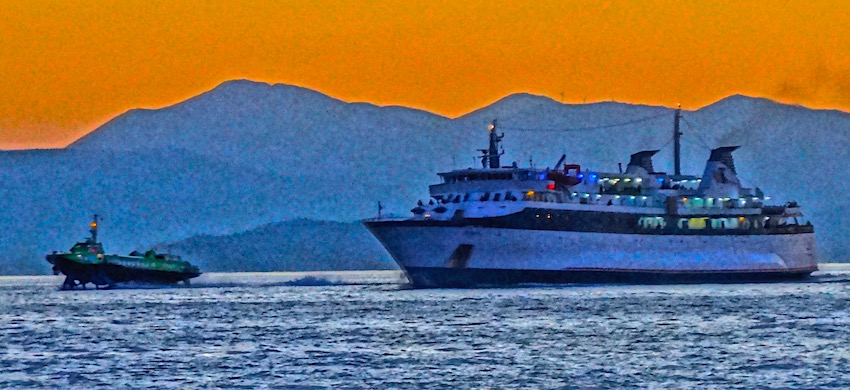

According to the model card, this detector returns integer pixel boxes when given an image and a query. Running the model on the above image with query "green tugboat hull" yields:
[46,215,202,289]
[47,254,201,288]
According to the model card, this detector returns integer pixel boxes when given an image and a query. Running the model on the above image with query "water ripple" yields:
[1,271,850,388]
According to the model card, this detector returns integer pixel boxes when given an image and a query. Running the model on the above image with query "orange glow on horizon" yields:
[2,0,850,149]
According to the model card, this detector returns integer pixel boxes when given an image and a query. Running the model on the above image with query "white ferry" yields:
[364,112,817,287]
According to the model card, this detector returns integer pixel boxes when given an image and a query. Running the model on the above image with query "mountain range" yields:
[1,79,848,275]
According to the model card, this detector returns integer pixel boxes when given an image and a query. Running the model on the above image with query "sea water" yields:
[2,266,850,389]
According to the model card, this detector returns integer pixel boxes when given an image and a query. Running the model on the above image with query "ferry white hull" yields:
[365,222,818,287]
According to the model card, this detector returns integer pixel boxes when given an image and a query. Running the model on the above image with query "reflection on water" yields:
[1,266,849,388]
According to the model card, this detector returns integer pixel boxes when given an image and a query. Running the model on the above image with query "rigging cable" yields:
[656,135,676,152]
[681,117,714,151]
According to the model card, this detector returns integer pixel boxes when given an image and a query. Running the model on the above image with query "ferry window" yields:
[640,217,667,229]
[453,195,461,203]
[480,192,490,201]
[493,193,502,201]
[688,218,707,229]
[463,193,470,202]
[505,191,516,201]
[710,219,722,229]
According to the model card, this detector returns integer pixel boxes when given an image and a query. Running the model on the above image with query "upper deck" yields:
[406,120,805,228]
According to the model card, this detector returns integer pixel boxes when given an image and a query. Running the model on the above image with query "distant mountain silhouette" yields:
[1,80,848,274]
[158,219,396,272]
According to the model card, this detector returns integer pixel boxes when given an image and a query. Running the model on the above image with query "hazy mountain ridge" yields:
[0,148,293,275]
[158,219,396,272]
[2,80,848,275]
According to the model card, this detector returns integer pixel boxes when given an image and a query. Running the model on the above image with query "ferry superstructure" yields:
[364,113,816,287]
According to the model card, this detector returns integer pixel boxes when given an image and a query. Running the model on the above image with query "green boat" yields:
[46,215,201,289]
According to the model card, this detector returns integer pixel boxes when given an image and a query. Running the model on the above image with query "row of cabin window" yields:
[444,172,546,183]
[445,173,515,183]
[639,217,762,230]
[441,191,561,203]
[639,217,763,230]
[677,217,760,230]
[442,192,517,203]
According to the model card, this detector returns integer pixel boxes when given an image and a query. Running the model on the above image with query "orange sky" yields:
[2,0,849,149]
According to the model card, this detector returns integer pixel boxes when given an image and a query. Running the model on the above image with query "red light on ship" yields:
[547,182,555,190]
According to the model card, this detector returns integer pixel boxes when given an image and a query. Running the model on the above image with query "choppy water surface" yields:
[2,266,850,389]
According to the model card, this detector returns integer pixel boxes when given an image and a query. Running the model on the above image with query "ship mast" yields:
[673,105,682,176]
[480,119,504,168]
[89,214,100,244]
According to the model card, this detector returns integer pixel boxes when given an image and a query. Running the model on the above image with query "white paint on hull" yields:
[368,225,817,272]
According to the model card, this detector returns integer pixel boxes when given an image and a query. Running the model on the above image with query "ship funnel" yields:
[625,150,659,175]
[708,146,740,174]
[698,146,743,198]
